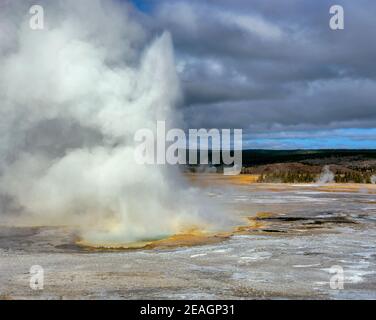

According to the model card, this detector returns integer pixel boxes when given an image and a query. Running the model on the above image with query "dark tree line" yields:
[241,168,376,184]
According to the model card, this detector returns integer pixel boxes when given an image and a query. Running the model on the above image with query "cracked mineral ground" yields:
[1,174,375,299]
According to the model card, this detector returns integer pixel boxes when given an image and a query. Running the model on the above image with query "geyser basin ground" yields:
[0,175,376,299]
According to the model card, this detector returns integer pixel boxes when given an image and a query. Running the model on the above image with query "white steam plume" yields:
[316,165,335,185]
[0,0,224,246]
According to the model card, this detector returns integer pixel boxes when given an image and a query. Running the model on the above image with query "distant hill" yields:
[183,149,376,183]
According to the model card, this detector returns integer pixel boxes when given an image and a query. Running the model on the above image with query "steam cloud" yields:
[316,165,335,185]
[0,0,222,246]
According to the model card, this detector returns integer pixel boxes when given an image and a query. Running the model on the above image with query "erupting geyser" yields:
[0,0,223,246]
[316,165,335,185]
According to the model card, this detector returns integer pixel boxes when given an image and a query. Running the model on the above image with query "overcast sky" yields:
[130,0,376,149]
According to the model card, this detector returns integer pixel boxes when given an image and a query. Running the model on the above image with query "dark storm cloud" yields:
[138,0,376,145]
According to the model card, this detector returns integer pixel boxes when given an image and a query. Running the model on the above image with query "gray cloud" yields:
[141,0,376,145]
